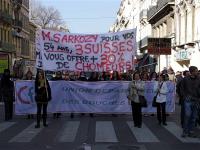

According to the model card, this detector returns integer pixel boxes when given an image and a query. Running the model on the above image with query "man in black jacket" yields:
[0,69,14,121]
[176,70,190,127]
[180,66,200,138]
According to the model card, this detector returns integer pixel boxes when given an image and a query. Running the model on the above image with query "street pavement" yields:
[0,103,200,150]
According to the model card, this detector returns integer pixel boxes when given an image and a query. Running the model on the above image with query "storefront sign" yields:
[148,38,171,55]
[175,49,192,61]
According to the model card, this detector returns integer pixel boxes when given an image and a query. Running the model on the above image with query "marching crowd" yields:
[0,66,200,138]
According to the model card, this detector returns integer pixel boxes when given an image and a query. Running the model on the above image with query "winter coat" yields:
[35,79,52,103]
[0,75,14,99]
[154,81,168,103]
[127,80,145,103]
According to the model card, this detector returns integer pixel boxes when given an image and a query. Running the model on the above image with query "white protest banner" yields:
[15,81,36,114]
[143,81,175,113]
[15,81,175,114]
[36,29,136,72]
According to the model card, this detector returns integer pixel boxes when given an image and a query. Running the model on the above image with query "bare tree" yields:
[30,0,66,30]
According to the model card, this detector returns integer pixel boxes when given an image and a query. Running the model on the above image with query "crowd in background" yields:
[0,67,200,135]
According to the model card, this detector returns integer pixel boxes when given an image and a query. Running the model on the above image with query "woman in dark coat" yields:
[127,72,145,128]
[35,70,51,128]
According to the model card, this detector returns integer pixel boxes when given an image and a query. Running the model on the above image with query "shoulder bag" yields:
[137,82,147,107]
[152,82,164,107]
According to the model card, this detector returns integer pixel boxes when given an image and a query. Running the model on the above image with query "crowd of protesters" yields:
[0,67,200,138]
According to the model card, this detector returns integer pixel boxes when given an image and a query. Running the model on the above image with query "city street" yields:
[0,103,200,150]
[1,0,200,149]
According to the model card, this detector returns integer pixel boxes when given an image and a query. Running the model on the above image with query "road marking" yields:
[95,121,118,142]
[164,122,200,143]
[9,122,43,143]
[127,121,160,143]
[83,144,92,150]
[0,122,16,133]
[58,121,80,142]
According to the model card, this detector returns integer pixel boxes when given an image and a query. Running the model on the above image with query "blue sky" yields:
[40,0,121,34]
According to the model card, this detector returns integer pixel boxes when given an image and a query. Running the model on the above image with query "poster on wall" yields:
[0,53,8,74]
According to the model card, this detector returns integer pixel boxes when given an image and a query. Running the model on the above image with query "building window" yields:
[171,16,174,36]
[191,6,195,42]
[0,0,2,10]
[0,28,2,41]
[3,0,5,10]
[7,30,9,42]
[159,24,163,37]
[4,29,6,41]
[178,13,181,45]
[7,2,9,14]
[163,22,167,37]
[180,10,185,44]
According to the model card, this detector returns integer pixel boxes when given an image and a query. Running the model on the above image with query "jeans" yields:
[183,100,198,134]
[180,101,185,127]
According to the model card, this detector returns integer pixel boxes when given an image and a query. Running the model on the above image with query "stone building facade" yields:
[110,0,200,72]
[173,0,200,71]
[147,0,175,72]
[0,0,32,75]
[0,0,15,73]
[109,0,158,72]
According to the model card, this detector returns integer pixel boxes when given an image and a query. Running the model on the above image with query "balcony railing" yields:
[12,0,23,10]
[0,10,13,25]
[21,40,30,56]
[12,30,24,38]
[21,46,30,56]
[13,19,23,32]
[147,0,174,23]
[0,41,15,52]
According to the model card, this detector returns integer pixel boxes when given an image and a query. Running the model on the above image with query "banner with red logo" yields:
[36,29,136,72]
[14,80,175,115]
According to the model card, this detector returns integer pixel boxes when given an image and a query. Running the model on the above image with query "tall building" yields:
[173,0,200,71]
[12,0,30,57]
[109,0,158,72]
[0,0,15,74]
[11,0,31,78]
[0,0,31,77]
[25,21,37,75]
[138,0,157,72]
[109,0,136,32]
[111,0,200,72]
[147,0,175,72]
